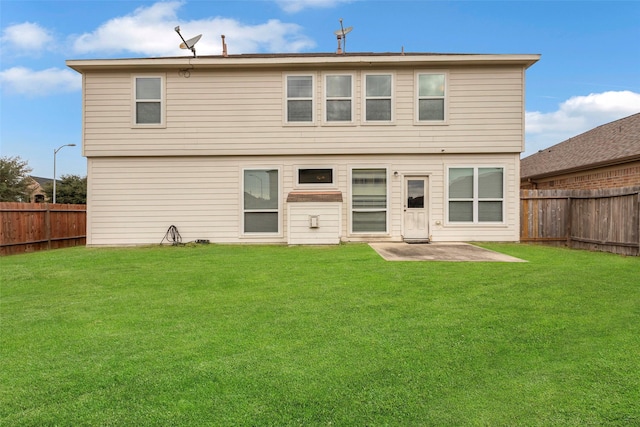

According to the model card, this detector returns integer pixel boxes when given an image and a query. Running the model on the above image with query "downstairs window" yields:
[351,168,387,233]
[243,169,279,233]
[448,167,504,223]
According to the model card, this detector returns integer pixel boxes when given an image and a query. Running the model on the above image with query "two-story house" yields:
[67,52,539,246]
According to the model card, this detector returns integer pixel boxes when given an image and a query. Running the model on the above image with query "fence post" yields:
[45,203,51,250]
[566,196,572,247]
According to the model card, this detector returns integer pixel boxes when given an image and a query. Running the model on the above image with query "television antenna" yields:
[334,18,352,54]
[174,26,202,57]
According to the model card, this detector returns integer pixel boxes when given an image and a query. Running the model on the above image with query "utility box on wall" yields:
[286,192,342,245]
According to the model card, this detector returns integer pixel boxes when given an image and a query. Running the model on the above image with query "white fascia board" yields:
[67,53,541,73]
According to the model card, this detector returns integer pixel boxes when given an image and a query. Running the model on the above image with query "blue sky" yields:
[1,0,639,179]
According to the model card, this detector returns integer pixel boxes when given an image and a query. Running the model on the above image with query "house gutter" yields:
[67,53,540,73]
[521,154,640,181]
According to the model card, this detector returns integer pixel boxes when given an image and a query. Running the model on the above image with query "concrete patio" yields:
[369,242,527,262]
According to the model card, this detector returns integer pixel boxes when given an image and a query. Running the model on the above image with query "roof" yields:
[521,112,640,180]
[30,176,54,186]
[67,51,540,73]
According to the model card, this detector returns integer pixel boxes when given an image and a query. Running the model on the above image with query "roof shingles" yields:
[521,112,640,179]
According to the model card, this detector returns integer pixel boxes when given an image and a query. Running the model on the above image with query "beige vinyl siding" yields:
[288,203,342,245]
[87,158,241,245]
[86,153,519,246]
[82,66,526,158]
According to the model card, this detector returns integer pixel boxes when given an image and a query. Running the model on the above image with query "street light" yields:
[249,173,264,198]
[53,144,76,204]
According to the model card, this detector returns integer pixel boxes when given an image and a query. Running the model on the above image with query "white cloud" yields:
[1,22,54,54]
[71,1,315,57]
[0,1,316,98]
[0,67,81,96]
[276,0,352,13]
[524,91,640,156]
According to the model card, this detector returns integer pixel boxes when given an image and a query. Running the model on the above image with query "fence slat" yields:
[0,203,86,256]
[520,186,640,256]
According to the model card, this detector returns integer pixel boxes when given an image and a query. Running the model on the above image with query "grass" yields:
[1,243,639,426]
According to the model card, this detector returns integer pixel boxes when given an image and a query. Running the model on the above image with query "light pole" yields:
[53,144,76,204]
[249,174,263,198]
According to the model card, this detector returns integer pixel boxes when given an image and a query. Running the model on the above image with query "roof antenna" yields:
[174,26,202,58]
[334,18,353,54]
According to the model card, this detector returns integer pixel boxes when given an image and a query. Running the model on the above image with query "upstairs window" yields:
[325,74,352,122]
[448,167,504,223]
[286,75,313,123]
[364,74,392,122]
[417,73,446,122]
[134,76,163,125]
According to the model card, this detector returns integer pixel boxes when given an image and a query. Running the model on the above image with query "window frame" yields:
[363,73,394,124]
[349,167,390,235]
[446,166,506,225]
[241,167,282,236]
[324,73,354,124]
[132,74,166,128]
[284,73,315,125]
[415,71,448,125]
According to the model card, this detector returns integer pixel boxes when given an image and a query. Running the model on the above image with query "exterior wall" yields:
[28,180,47,203]
[288,202,342,245]
[81,65,526,158]
[521,161,640,190]
[85,153,520,246]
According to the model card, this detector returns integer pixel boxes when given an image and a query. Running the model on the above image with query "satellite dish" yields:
[174,26,201,57]
[180,34,202,50]
[334,26,353,37]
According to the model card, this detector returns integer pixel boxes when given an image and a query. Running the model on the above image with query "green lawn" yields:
[1,243,639,426]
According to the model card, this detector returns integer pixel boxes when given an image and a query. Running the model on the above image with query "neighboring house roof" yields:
[521,112,640,180]
[31,176,54,187]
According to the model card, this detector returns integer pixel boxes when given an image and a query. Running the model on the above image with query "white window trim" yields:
[445,165,506,225]
[241,167,283,237]
[284,73,316,126]
[324,73,355,125]
[415,70,448,125]
[348,166,390,236]
[132,74,166,128]
[294,165,338,190]
[362,72,394,124]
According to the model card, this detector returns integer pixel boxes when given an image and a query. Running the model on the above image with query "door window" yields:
[407,179,425,208]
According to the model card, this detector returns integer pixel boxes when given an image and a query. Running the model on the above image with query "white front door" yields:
[403,177,429,241]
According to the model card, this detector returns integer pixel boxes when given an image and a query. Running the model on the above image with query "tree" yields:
[0,156,33,202]
[43,174,87,204]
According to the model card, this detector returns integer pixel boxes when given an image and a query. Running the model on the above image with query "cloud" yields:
[0,67,81,96]
[0,1,316,98]
[1,22,54,55]
[524,91,640,156]
[71,1,315,57]
[276,0,352,13]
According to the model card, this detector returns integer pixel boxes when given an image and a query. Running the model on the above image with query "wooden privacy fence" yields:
[0,203,86,256]
[521,186,640,256]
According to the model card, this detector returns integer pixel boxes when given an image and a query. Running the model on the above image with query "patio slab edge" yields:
[369,242,527,262]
